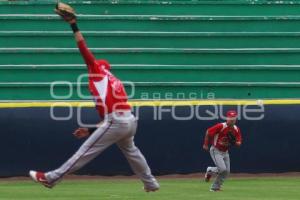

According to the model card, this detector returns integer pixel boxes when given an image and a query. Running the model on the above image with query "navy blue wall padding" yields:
[0,105,300,177]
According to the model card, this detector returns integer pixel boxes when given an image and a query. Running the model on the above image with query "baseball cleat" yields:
[144,179,160,192]
[204,167,212,182]
[144,186,159,192]
[210,188,222,192]
[29,170,53,189]
[205,173,212,182]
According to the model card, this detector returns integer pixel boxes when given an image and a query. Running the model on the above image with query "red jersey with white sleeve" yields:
[77,40,131,117]
[207,122,242,152]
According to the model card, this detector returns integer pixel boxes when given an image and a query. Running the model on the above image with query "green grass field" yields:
[0,177,299,200]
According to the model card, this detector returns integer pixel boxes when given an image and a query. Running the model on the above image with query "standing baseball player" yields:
[29,2,159,192]
[202,110,242,192]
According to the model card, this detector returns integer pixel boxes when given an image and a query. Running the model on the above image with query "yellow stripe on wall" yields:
[1,99,300,108]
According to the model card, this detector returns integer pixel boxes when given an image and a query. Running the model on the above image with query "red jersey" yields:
[207,122,242,152]
[78,40,131,117]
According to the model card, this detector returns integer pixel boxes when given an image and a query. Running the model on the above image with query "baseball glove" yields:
[54,2,76,22]
[227,131,237,146]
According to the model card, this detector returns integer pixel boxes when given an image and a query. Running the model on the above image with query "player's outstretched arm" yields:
[71,22,96,66]
[54,2,95,66]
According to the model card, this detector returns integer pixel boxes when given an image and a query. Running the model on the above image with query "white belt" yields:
[105,110,133,120]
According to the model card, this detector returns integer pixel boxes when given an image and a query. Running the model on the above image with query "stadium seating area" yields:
[1,0,300,100]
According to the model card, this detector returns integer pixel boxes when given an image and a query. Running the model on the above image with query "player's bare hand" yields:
[203,144,209,151]
[235,141,242,147]
[73,128,90,139]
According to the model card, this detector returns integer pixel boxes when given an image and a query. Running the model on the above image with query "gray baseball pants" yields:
[45,111,156,187]
[209,146,230,190]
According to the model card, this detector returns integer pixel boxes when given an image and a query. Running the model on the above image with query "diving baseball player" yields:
[202,110,242,192]
[29,2,159,192]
